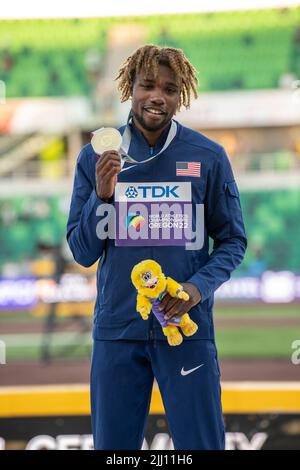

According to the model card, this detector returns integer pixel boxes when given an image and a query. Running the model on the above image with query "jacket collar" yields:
[129,119,172,153]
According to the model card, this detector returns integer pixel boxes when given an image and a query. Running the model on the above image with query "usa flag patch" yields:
[176,161,201,177]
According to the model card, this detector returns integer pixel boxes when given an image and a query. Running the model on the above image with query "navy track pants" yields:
[90,339,225,450]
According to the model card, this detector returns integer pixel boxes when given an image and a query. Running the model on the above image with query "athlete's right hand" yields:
[95,150,121,202]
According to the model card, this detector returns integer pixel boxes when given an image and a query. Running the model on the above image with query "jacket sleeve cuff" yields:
[186,274,210,304]
[94,190,114,204]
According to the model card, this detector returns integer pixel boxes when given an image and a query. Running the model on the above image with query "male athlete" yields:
[66,45,247,450]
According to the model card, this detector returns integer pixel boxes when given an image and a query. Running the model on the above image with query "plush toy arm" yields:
[136,293,152,320]
[166,277,189,301]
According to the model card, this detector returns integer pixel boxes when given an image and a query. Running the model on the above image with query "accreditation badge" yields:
[114,182,193,247]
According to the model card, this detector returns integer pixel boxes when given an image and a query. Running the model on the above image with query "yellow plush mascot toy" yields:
[131,260,198,346]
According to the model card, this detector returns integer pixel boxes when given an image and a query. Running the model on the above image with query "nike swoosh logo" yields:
[181,364,204,376]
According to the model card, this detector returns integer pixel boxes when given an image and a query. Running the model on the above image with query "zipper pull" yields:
[149,147,154,156]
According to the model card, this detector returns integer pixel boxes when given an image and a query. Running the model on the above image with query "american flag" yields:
[176,161,201,177]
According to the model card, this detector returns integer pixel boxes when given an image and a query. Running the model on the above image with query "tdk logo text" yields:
[125,185,179,199]
[116,182,191,203]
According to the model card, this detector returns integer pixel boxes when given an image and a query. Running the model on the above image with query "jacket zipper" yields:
[149,145,155,341]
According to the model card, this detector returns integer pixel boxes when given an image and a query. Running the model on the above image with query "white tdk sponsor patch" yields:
[115,182,191,202]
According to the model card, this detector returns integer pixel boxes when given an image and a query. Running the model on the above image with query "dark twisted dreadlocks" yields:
[116,44,198,110]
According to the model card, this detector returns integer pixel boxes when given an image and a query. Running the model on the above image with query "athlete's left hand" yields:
[158,282,201,321]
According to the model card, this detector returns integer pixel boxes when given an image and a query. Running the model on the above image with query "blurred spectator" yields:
[38,242,67,363]
[2,50,14,71]
[246,245,267,277]
[157,26,178,48]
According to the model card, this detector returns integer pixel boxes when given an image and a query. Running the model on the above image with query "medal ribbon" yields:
[120,119,177,172]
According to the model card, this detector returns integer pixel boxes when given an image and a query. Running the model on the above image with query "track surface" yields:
[0,358,299,386]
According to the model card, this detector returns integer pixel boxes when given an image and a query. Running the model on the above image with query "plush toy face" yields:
[131,260,167,298]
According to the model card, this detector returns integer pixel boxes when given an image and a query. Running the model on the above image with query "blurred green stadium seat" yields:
[0,8,299,96]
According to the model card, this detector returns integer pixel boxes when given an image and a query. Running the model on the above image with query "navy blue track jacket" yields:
[66,121,247,341]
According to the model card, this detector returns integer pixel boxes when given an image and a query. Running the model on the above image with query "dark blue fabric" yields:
[66,121,247,341]
[90,339,225,450]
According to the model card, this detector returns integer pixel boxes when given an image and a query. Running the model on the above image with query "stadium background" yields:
[0,1,300,450]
